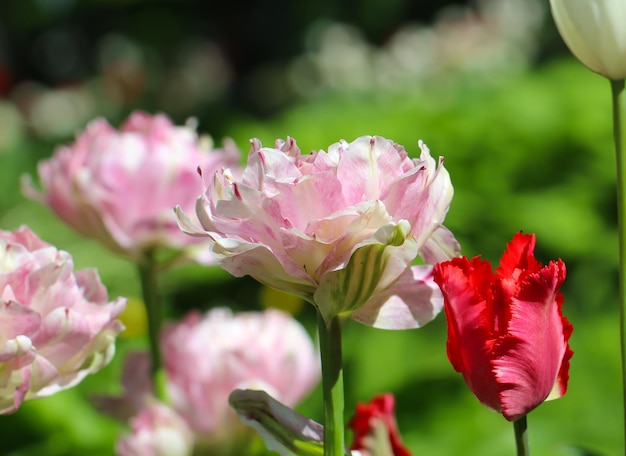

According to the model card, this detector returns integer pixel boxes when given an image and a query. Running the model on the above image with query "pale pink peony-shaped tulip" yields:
[0,225,126,414]
[161,308,320,449]
[23,111,240,262]
[116,400,194,456]
[176,136,459,328]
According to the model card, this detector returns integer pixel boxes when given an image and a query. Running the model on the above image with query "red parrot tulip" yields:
[433,232,573,421]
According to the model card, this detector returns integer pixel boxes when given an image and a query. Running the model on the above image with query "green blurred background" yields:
[0,0,621,454]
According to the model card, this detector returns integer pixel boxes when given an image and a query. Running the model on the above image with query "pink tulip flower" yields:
[23,111,240,262]
[176,136,459,328]
[0,226,126,414]
[349,393,411,456]
[161,307,320,448]
[433,232,573,421]
[116,399,194,456]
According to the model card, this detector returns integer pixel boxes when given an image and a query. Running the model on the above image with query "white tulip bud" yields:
[550,0,626,80]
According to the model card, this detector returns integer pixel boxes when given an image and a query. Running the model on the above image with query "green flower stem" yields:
[317,313,346,456]
[513,415,529,456]
[138,250,169,403]
[611,78,626,442]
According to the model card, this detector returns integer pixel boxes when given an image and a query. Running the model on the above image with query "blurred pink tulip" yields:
[23,111,240,263]
[0,225,126,414]
[162,308,320,448]
[116,399,194,456]
[177,136,459,328]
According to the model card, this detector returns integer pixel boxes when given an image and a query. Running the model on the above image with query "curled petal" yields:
[351,266,443,329]
[212,240,316,301]
[419,225,461,264]
[229,389,324,456]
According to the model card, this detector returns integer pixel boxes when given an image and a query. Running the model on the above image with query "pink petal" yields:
[351,265,443,329]
[335,136,411,204]
[212,239,316,299]
[0,301,41,343]
[33,307,92,367]
[419,225,461,264]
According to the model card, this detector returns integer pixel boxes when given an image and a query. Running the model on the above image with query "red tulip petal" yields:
[497,232,541,278]
[434,257,503,411]
[349,393,411,456]
[494,259,570,420]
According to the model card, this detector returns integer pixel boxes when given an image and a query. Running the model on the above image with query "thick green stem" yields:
[513,415,529,456]
[317,313,345,456]
[611,78,626,445]
[138,250,169,403]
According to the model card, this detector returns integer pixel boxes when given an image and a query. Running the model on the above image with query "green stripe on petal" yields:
[314,221,418,326]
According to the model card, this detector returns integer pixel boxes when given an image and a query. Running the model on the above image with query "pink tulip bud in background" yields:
[176,136,459,328]
[349,393,411,456]
[100,308,319,454]
[433,232,573,421]
[0,225,126,414]
[116,399,194,456]
[161,308,320,450]
[23,111,240,263]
